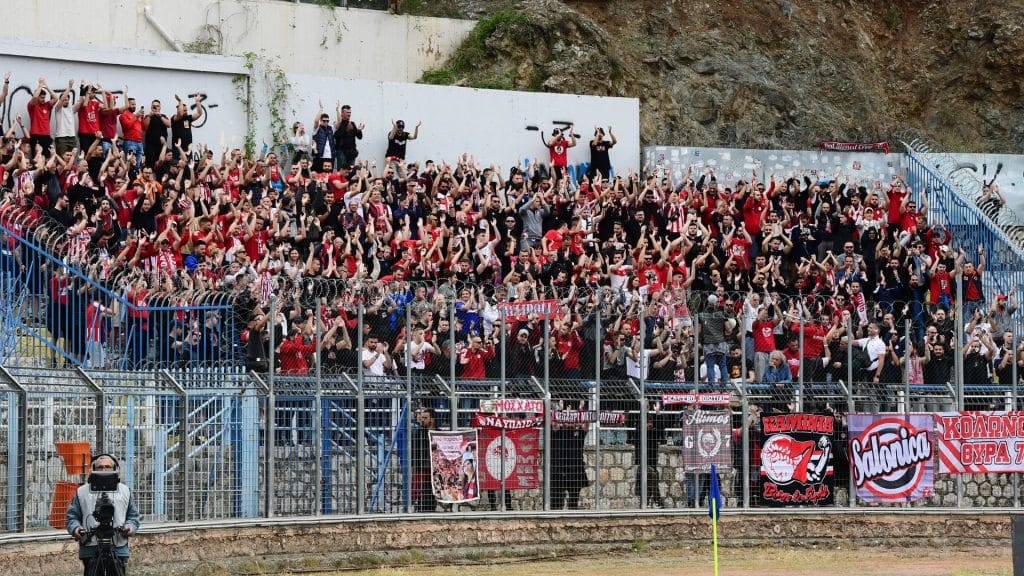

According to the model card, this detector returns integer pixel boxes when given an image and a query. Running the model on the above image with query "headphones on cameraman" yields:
[91,454,120,472]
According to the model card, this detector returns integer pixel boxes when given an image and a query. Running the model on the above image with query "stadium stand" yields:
[2,72,1024,525]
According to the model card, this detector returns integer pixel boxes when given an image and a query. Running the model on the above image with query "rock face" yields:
[412,0,1024,153]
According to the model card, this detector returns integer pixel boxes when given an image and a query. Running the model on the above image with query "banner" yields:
[848,414,934,503]
[936,411,1024,474]
[478,428,540,491]
[481,398,545,414]
[472,414,543,430]
[760,414,834,506]
[661,393,732,407]
[819,141,890,154]
[552,410,626,425]
[429,430,480,504]
[497,299,559,320]
[679,408,732,472]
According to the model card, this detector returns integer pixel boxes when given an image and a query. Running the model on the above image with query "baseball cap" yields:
[707,294,719,306]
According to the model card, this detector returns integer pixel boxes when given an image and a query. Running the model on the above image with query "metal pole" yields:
[639,298,647,510]
[741,333,750,509]
[405,304,413,514]
[1013,329,1020,508]
[593,292,602,511]
[449,298,457,432]
[542,314,551,512]
[955,276,964,508]
[903,319,911,415]
[693,313,701,394]
[499,307,507,511]
[314,299,323,516]
[846,319,855,508]
[266,299,276,518]
[542,376,552,511]
[798,314,805,413]
[356,302,366,515]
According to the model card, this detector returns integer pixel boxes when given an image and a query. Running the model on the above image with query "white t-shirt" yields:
[361,347,392,376]
[55,104,76,138]
[855,336,887,370]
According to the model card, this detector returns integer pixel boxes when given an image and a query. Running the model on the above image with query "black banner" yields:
[760,414,834,506]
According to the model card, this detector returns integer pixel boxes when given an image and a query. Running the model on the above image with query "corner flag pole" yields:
[709,463,722,576]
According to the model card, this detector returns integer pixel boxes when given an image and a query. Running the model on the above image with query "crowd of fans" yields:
[0,72,1020,411]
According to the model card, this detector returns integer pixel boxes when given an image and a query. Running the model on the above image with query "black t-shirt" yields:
[334,120,363,155]
[385,131,410,160]
[144,114,168,149]
[589,139,613,176]
[171,114,194,151]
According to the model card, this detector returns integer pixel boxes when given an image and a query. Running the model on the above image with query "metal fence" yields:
[2,285,1024,535]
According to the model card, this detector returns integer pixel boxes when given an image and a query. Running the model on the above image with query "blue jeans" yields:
[335,149,358,168]
[122,140,143,169]
[685,472,708,506]
[704,342,728,387]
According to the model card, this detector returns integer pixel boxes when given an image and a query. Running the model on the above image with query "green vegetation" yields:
[418,11,542,91]
[400,0,464,18]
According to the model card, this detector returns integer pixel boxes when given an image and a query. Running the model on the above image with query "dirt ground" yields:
[289,545,1012,576]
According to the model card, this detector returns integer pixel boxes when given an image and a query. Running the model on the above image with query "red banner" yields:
[552,410,626,425]
[936,411,1024,474]
[480,398,545,414]
[497,299,560,320]
[478,428,540,490]
[662,393,732,407]
[819,141,890,154]
[679,408,732,472]
[472,414,543,430]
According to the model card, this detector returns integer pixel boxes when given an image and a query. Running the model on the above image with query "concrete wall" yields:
[288,74,641,170]
[0,39,249,150]
[2,0,474,83]
[0,42,642,170]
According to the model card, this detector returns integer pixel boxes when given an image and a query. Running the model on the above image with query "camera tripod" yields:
[82,529,126,576]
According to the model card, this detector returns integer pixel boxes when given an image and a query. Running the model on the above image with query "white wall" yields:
[0,40,249,149]
[3,0,475,83]
[287,74,641,171]
[0,43,642,170]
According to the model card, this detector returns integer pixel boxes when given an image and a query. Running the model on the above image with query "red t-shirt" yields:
[120,111,143,141]
[78,100,101,135]
[752,319,777,353]
[791,322,825,358]
[783,348,801,378]
[929,271,952,304]
[555,331,584,369]
[548,139,569,167]
[460,345,495,379]
[742,196,766,236]
[543,229,565,252]
[28,99,54,136]
[728,236,751,269]
[99,106,120,139]
[886,188,907,224]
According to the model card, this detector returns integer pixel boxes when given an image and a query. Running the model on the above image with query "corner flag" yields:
[708,463,722,576]
[708,464,723,520]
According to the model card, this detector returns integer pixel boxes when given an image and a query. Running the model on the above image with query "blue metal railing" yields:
[0,219,241,370]
[904,144,1024,295]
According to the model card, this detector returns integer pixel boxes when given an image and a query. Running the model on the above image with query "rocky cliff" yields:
[407,0,1024,153]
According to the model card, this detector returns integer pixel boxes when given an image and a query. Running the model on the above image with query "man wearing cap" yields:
[386,119,420,165]
[702,294,730,387]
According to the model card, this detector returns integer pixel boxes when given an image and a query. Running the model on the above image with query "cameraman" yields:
[66,455,141,575]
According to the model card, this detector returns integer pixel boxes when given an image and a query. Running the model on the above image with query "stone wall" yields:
[0,511,1011,576]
